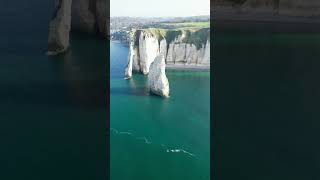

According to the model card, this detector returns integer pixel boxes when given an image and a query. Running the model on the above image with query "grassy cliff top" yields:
[158,22,210,29]
[134,22,210,49]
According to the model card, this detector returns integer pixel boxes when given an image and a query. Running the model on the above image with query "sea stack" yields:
[48,0,72,55]
[124,28,210,75]
[124,39,134,79]
[48,0,108,55]
[147,55,170,98]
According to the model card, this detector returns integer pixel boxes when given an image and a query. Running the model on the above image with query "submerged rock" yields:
[147,55,169,98]
[48,0,72,55]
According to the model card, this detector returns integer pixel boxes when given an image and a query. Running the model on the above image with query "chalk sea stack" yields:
[148,55,170,98]
[48,0,108,55]
[124,28,210,77]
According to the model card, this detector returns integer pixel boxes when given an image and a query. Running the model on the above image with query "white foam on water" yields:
[137,137,152,144]
[119,132,133,135]
[110,127,196,158]
[110,128,119,134]
[166,148,196,157]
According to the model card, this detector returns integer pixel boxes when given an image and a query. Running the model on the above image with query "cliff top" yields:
[133,22,210,49]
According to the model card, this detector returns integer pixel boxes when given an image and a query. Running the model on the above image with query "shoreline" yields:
[166,64,210,71]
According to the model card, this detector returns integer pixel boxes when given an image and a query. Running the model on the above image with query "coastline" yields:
[111,40,211,72]
[166,64,210,71]
[110,40,129,46]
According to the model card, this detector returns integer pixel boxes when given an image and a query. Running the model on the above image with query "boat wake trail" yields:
[110,127,196,158]
[166,149,195,157]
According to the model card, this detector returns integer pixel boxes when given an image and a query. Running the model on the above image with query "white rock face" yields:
[201,40,211,65]
[138,32,160,74]
[131,47,141,72]
[124,29,210,79]
[148,55,169,98]
[159,39,167,57]
[166,34,210,65]
[48,0,73,55]
[124,41,134,79]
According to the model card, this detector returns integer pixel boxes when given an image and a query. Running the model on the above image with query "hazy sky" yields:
[110,0,210,17]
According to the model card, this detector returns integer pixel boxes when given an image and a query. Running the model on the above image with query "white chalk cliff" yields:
[48,0,108,55]
[124,28,210,78]
[147,55,170,98]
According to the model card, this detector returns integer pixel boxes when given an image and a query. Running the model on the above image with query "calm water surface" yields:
[110,42,210,180]
[213,23,320,180]
[0,1,107,179]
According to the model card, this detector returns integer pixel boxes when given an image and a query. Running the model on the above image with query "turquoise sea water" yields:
[110,42,210,179]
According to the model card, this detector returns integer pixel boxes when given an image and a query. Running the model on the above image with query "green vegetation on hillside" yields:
[141,28,209,50]
[133,21,210,50]
[160,22,210,29]
[182,28,210,49]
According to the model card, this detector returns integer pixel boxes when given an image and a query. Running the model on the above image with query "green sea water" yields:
[213,22,320,180]
[0,2,107,179]
[110,42,210,179]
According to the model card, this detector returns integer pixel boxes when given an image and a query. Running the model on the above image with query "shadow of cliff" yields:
[46,33,108,109]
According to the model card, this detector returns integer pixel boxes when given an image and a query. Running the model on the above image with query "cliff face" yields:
[48,0,108,55]
[125,28,210,77]
[212,0,320,17]
[48,0,73,55]
[148,55,170,98]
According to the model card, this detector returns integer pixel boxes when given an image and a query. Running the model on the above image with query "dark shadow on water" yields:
[45,33,108,109]
[213,21,320,180]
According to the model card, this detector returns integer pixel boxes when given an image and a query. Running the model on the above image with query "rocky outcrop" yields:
[212,0,320,17]
[124,32,135,79]
[96,0,108,37]
[124,28,210,77]
[48,0,108,55]
[71,0,96,33]
[138,31,160,74]
[48,0,73,55]
[147,55,170,98]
